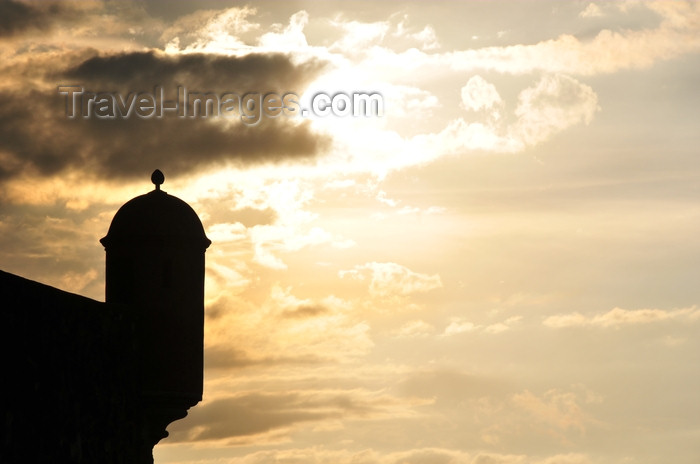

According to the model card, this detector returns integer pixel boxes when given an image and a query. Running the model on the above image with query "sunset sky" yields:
[2,1,700,463]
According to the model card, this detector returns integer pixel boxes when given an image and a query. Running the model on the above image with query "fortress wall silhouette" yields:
[1,170,210,464]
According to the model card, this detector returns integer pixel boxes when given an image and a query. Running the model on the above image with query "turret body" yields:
[100,170,211,449]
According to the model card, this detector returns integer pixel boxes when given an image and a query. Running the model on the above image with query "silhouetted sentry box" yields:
[100,170,211,441]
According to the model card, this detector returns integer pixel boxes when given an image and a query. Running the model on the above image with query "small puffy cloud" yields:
[339,261,442,297]
[330,18,389,51]
[161,6,260,53]
[509,389,597,438]
[391,14,440,51]
[393,319,435,338]
[411,25,440,51]
[483,322,509,334]
[472,387,602,447]
[461,75,503,112]
[443,318,477,336]
[397,24,440,51]
[512,74,598,147]
[259,10,310,53]
[406,74,597,161]
[579,3,603,19]
[384,85,440,118]
[542,312,588,329]
[443,315,521,336]
[59,268,98,294]
[414,118,517,159]
[543,306,700,328]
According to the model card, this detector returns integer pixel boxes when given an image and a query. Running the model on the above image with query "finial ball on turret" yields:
[151,169,165,190]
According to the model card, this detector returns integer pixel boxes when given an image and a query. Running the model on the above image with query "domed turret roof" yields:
[100,170,211,250]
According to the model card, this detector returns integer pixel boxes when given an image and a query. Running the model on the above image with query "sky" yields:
[1,0,700,463]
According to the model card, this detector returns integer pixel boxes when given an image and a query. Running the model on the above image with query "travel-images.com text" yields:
[58,86,383,125]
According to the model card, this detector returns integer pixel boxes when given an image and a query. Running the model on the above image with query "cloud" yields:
[339,262,442,297]
[58,268,98,294]
[510,389,590,436]
[280,303,329,319]
[511,74,598,147]
[204,345,324,371]
[166,448,591,464]
[579,3,603,19]
[543,306,700,328]
[206,205,277,228]
[0,50,329,183]
[399,370,507,408]
[446,2,700,75]
[167,391,340,443]
[395,372,603,450]
[328,13,440,55]
[537,454,592,464]
[471,453,591,464]
[384,85,441,118]
[166,388,410,444]
[258,11,311,53]
[0,0,86,37]
[472,387,602,448]
[62,49,323,91]
[443,318,477,335]
[0,201,108,299]
[408,25,440,51]
[442,316,521,336]
[160,6,260,53]
[203,286,372,368]
[330,18,389,51]
[461,75,503,112]
[393,319,435,338]
[397,73,598,167]
[483,321,513,335]
[198,178,356,270]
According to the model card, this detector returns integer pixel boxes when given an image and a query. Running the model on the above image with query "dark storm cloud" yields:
[0,50,329,183]
[0,0,80,37]
[62,51,321,92]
